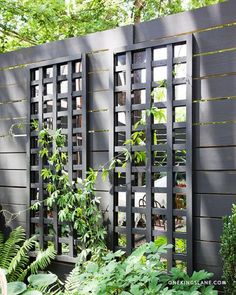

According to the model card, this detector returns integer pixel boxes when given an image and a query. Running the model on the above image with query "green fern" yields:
[28,246,56,274]
[0,226,25,271]
[0,231,5,255]
[0,226,56,282]
[7,236,36,282]
[64,265,82,293]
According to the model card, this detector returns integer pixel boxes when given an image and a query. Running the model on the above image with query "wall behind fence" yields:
[0,0,236,280]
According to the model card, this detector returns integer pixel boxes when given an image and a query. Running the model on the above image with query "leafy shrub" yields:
[64,242,217,295]
[36,127,107,256]
[220,204,236,294]
[0,226,56,282]
[0,273,60,295]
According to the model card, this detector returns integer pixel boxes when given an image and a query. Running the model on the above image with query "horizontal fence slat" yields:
[194,241,221,266]
[89,151,109,170]
[193,123,236,147]
[88,71,109,92]
[0,153,26,170]
[135,1,236,43]
[0,137,27,153]
[89,111,110,131]
[194,24,236,54]
[0,84,27,102]
[0,26,133,69]
[194,194,236,218]
[194,217,223,242]
[88,91,111,111]
[194,49,236,78]
[0,187,27,204]
[194,147,236,170]
[0,101,27,118]
[194,74,236,100]
[88,52,110,72]
[194,171,236,194]
[89,132,109,151]
[0,170,26,187]
[194,99,236,124]
[0,68,27,85]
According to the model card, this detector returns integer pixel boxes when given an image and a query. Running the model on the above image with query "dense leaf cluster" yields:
[220,204,236,294]
[0,226,56,282]
[0,0,225,53]
[37,127,107,255]
[64,242,217,295]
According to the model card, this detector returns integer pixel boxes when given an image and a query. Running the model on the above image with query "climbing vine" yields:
[35,127,107,255]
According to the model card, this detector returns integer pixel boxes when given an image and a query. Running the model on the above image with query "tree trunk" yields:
[133,0,146,23]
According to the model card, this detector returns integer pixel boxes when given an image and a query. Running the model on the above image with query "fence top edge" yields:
[0,0,234,69]
[134,0,235,43]
[0,25,133,70]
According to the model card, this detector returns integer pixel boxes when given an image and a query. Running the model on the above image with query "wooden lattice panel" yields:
[28,55,87,261]
[112,36,193,272]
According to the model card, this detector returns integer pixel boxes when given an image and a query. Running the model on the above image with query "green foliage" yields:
[7,281,26,295]
[0,0,128,52]
[38,128,106,254]
[0,226,56,282]
[1,273,60,295]
[154,236,186,254]
[63,242,216,295]
[220,204,236,294]
[137,0,225,22]
[0,0,225,53]
[23,291,42,295]
[27,273,59,294]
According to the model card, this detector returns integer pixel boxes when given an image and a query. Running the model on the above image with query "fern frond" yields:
[64,265,82,293]
[47,283,63,295]
[36,281,62,295]
[8,256,29,282]
[28,246,56,274]
[0,227,25,270]
[8,235,36,279]
[0,231,5,255]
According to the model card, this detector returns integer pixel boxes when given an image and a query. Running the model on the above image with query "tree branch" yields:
[0,25,37,45]
[133,0,146,23]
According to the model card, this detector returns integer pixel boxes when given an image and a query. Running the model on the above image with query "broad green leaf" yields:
[86,262,99,273]
[7,282,26,295]
[28,273,58,288]
[23,291,43,295]
[101,168,109,181]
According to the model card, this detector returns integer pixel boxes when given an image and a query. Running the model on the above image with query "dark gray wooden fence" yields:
[0,0,236,280]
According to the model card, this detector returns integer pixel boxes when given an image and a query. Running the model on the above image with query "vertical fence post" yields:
[26,69,31,239]
[38,67,44,249]
[145,48,153,243]
[52,64,61,254]
[125,51,133,255]
[109,52,115,250]
[82,54,87,181]
[186,34,193,275]
[67,61,75,257]
[167,44,174,271]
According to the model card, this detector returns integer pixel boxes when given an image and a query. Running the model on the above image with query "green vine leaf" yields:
[101,168,109,181]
